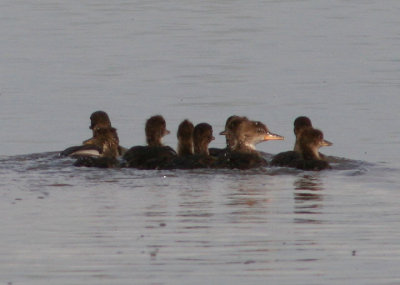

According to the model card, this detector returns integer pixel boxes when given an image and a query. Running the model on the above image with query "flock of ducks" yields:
[60,111,333,170]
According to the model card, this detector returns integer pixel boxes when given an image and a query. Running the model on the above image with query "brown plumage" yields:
[271,127,332,171]
[145,115,170,147]
[177,119,194,157]
[123,115,176,169]
[293,116,313,152]
[216,118,283,169]
[193,123,215,156]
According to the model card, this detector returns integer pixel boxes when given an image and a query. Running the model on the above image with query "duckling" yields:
[209,115,248,157]
[73,127,120,168]
[123,115,176,169]
[293,116,312,152]
[271,127,332,170]
[177,119,194,157]
[61,110,126,157]
[193,123,215,156]
[168,122,216,169]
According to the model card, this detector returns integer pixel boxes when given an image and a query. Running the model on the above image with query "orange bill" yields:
[264,132,284,141]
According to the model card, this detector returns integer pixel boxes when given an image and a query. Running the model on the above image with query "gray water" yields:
[1,1,400,284]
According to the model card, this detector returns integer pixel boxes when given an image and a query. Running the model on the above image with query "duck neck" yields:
[94,127,119,158]
[147,135,163,147]
[233,141,258,154]
[293,140,301,152]
[194,140,209,156]
[301,145,321,160]
[178,140,194,156]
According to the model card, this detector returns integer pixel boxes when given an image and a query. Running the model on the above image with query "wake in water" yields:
[0,151,380,176]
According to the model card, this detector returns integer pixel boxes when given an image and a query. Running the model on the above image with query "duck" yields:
[123,115,176,169]
[188,122,216,168]
[167,122,216,169]
[73,126,120,168]
[293,116,312,152]
[271,127,332,170]
[193,123,215,156]
[234,120,284,152]
[270,116,312,167]
[209,115,248,157]
[176,119,194,157]
[216,118,284,169]
[60,110,126,157]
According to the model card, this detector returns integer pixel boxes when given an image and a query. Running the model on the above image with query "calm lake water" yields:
[1,0,400,284]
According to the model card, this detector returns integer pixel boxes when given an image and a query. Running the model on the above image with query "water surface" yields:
[1,0,400,284]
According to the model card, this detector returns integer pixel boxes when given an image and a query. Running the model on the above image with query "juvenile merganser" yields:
[209,115,248,157]
[123,115,176,169]
[271,127,332,170]
[61,110,126,157]
[293,116,312,152]
[168,122,216,169]
[73,127,120,168]
[177,119,194,157]
[193,123,215,156]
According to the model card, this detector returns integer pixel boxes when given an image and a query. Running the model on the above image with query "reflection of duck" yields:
[123,115,176,169]
[271,127,332,170]
[293,175,324,224]
[216,118,284,169]
[61,110,126,157]
[294,174,324,192]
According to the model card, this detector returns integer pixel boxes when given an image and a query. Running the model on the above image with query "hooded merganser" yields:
[209,115,248,157]
[167,122,216,169]
[188,122,216,168]
[177,119,194,157]
[81,110,112,145]
[220,115,249,150]
[293,116,312,152]
[193,123,215,156]
[123,115,176,169]
[216,119,284,169]
[61,110,126,157]
[269,116,312,167]
[271,127,332,170]
[298,128,332,159]
[233,120,284,152]
[73,127,120,168]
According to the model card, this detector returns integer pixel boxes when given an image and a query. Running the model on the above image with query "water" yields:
[1,0,400,284]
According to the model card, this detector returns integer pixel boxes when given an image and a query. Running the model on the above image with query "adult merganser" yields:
[216,118,284,169]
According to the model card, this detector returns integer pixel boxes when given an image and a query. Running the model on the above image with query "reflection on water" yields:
[1,0,400,282]
[1,152,400,283]
[293,174,324,224]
